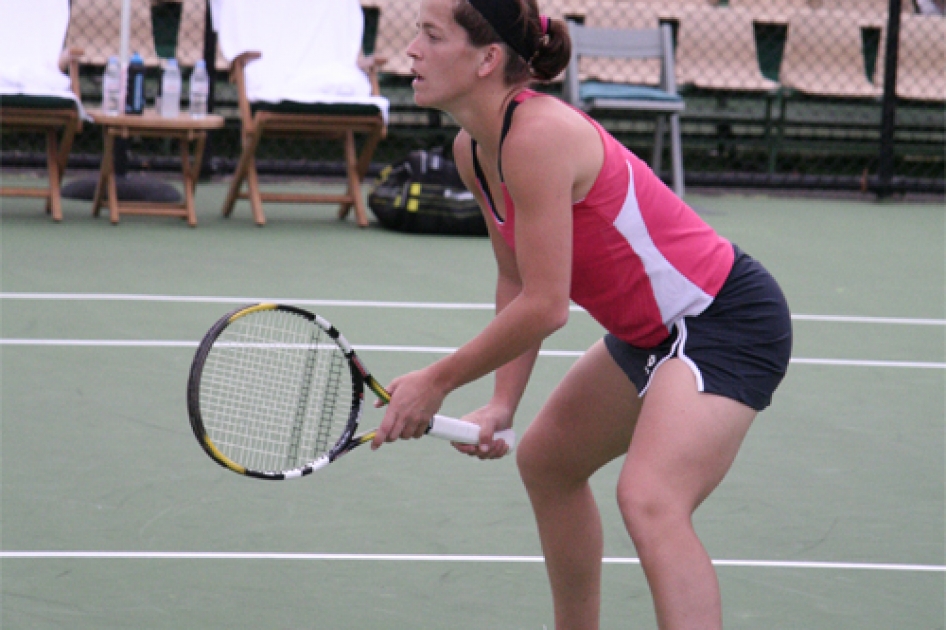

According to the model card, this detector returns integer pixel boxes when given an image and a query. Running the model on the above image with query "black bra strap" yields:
[470,137,502,222]
[469,95,524,223]
[497,96,521,181]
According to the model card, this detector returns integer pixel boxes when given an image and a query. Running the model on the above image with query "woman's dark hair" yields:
[453,0,571,84]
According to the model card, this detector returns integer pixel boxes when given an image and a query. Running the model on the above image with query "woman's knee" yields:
[516,422,567,489]
[616,475,691,547]
[516,417,602,492]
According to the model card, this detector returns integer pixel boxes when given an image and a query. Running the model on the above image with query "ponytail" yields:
[529,14,571,82]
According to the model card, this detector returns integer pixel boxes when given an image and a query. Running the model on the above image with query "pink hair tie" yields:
[540,15,550,35]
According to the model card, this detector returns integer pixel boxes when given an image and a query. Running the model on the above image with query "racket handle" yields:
[428,415,517,451]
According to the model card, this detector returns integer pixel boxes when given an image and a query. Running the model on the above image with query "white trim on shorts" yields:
[638,319,706,397]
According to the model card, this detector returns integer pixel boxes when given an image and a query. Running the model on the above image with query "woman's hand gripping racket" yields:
[187,303,516,480]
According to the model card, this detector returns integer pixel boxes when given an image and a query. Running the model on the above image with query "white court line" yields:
[0,551,942,573]
[0,339,944,369]
[1,292,944,326]
[790,314,946,326]
[0,293,494,311]
[788,357,946,369]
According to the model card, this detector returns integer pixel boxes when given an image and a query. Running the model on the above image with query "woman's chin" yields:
[412,81,430,107]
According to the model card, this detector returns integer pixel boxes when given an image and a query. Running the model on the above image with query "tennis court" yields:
[1,176,943,629]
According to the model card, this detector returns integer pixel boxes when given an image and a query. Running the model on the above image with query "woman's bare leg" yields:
[617,359,756,629]
[517,340,641,630]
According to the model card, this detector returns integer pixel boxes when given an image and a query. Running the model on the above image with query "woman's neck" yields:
[446,84,526,157]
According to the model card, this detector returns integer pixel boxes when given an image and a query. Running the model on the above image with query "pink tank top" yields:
[472,90,734,347]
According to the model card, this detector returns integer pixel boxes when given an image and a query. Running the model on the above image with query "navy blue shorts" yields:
[604,246,792,411]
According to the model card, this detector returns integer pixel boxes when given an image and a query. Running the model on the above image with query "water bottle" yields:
[125,52,145,115]
[189,60,209,119]
[102,56,122,116]
[160,59,182,118]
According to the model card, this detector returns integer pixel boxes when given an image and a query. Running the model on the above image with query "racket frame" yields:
[188,303,514,481]
[188,303,370,480]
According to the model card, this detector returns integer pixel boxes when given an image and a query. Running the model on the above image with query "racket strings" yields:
[314,347,348,457]
[199,310,355,473]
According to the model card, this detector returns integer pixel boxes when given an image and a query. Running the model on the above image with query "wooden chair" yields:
[0,0,85,222]
[216,0,389,226]
[564,21,687,196]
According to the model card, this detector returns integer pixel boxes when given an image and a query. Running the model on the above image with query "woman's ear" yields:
[476,43,505,78]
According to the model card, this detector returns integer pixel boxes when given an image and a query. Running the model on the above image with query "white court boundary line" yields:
[1,339,943,369]
[0,551,942,573]
[1,292,944,326]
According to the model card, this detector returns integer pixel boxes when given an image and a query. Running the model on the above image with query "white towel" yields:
[213,0,390,121]
[0,0,87,118]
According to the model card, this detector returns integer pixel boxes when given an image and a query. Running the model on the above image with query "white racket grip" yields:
[428,415,517,451]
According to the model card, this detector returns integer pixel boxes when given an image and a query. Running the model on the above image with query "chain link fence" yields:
[2,0,944,195]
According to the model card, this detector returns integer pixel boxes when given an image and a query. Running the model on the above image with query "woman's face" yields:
[406,0,485,109]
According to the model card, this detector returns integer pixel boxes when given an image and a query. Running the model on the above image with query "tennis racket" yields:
[187,303,516,480]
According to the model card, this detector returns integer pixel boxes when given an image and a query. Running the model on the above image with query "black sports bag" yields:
[368,147,487,236]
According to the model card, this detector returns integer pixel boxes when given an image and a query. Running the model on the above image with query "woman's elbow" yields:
[537,299,570,336]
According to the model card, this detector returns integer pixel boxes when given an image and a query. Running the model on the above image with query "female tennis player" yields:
[371,0,793,628]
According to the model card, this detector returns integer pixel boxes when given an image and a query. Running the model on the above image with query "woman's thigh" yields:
[620,358,757,513]
[519,339,642,483]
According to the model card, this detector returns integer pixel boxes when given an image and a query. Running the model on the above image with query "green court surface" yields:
[1,174,943,629]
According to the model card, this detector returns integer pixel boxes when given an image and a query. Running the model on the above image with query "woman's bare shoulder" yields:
[502,96,601,189]
[506,97,594,154]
